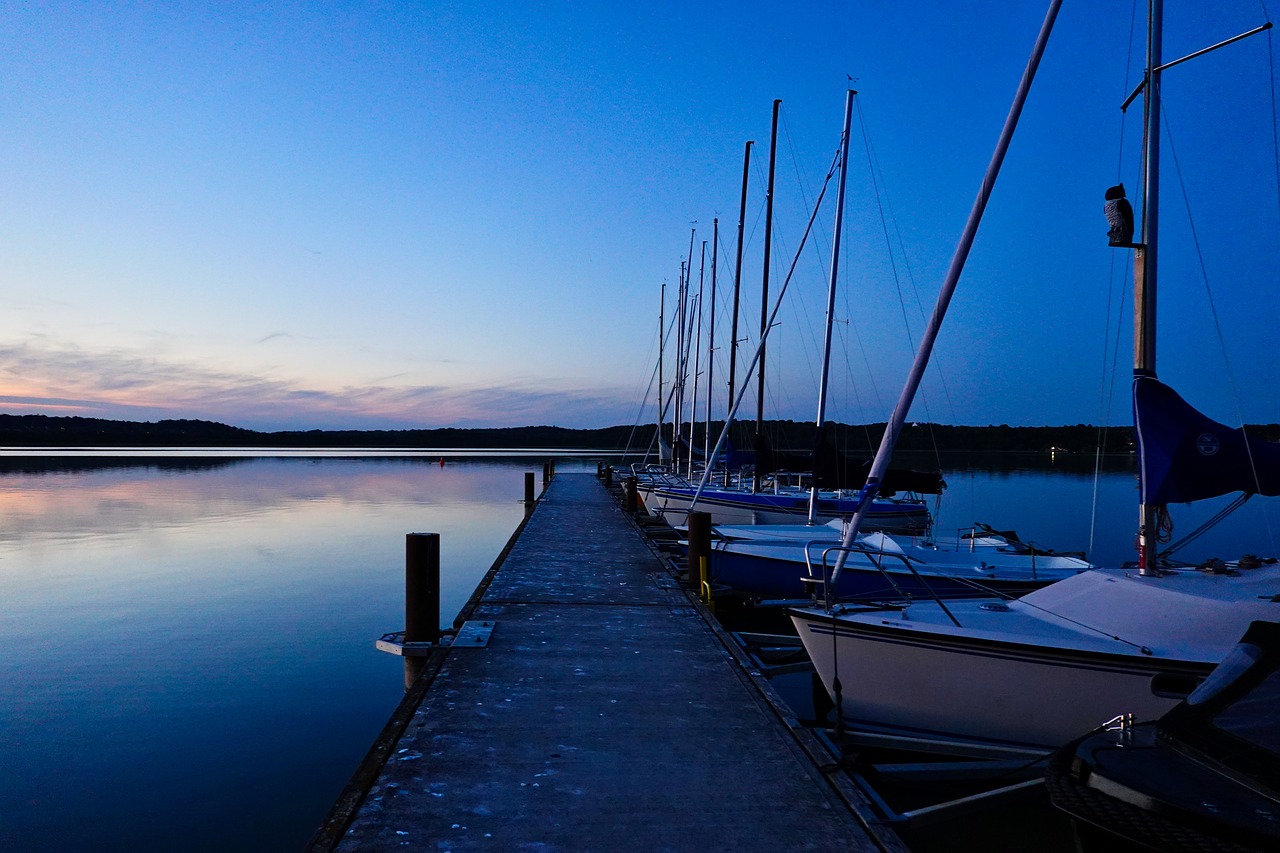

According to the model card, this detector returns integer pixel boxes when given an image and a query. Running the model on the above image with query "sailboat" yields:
[709,519,1091,601]
[634,96,937,532]
[636,475,934,530]
[703,88,1088,601]
[789,0,1280,752]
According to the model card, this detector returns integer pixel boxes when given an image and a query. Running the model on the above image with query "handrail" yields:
[807,542,962,628]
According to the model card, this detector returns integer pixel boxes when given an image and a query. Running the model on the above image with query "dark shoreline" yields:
[0,412,1135,449]
[0,413,1273,465]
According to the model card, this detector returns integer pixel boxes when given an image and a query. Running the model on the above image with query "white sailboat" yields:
[709,520,1091,602]
[635,95,937,531]
[699,91,1081,599]
[790,0,1280,752]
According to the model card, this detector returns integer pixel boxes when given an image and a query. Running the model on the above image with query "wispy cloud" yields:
[0,341,634,430]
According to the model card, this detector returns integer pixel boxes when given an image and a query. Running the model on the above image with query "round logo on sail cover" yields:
[1197,432,1220,456]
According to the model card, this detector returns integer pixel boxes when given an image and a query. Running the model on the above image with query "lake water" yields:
[2,450,1277,850]
[0,451,599,851]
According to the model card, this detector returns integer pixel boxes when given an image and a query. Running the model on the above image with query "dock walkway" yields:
[321,473,888,851]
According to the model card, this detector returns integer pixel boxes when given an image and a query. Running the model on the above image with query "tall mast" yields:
[689,241,706,479]
[727,140,753,484]
[732,142,747,425]
[674,259,686,463]
[658,279,667,464]
[808,89,857,524]
[1136,0,1163,574]
[754,100,781,491]
[681,228,696,463]
[706,220,718,467]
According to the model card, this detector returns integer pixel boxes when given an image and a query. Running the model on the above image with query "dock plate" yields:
[454,620,496,647]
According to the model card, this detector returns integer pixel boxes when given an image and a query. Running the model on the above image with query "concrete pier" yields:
[312,473,895,851]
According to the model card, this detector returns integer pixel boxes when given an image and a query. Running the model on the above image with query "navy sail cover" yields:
[1134,376,1280,504]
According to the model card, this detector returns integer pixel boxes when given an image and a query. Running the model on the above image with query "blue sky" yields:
[2,1,1277,431]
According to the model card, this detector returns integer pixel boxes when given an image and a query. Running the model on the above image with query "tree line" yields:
[3,413,1278,453]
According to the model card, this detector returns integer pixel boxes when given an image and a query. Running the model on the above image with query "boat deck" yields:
[313,472,890,851]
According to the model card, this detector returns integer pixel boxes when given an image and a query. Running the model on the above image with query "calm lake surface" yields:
[2,450,1277,851]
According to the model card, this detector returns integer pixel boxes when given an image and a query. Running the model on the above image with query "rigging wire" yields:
[1160,494,1254,562]
[624,306,682,463]
[854,97,958,519]
[1091,0,1142,558]
[1161,81,1279,557]
[1270,18,1280,226]
[775,107,829,421]
[856,102,964,470]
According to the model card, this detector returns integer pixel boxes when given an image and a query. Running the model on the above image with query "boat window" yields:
[1150,672,1201,700]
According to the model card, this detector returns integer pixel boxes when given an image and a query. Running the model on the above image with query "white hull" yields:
[791,565,1280,750]
[792,611,1192,748]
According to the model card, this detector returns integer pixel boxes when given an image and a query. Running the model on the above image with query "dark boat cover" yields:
[750,428,944,495]
[1134,375,1280,504]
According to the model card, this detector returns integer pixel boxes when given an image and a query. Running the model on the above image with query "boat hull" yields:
[639,484,929,532]
[712,540,1057,600]
[789,608,1210,750]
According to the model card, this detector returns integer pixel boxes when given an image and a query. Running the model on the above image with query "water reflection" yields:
[0,455,569,852]
[933,462,1280,568]
[0,452,1274,851]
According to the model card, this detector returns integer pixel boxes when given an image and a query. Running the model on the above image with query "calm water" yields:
[0,452,601,852]
[1,451,1277,851]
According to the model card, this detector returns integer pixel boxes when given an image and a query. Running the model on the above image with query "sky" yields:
[2,1,1279,431]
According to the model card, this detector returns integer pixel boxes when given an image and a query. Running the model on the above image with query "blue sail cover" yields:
[1134,375,1280,504]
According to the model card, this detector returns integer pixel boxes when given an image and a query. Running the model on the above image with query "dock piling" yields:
[686,510,711,590]
[404,532,441,687]
[523,471,536,515]
[624,475,638,514]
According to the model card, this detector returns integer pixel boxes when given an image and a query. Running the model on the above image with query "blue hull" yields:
[710,542,1054,601]
[642,484,930,531]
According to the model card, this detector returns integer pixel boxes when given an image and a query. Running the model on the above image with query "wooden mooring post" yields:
[403,532,441,688]
[686,510,711,593]
[624,475,638,514]
[523,471,536,516]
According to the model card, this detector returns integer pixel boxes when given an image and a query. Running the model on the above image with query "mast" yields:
[689,241,706,479]
[674,260,686,465]
[1135,0,1163,575]
[831,0,1063,581]
[727,140,753,485]
[658,279,667,464]
[687,144,844,513]
[808,89,857,524]
[680,228,696,465]
[754,100,781,492]
[706,220,718,467]
[1126,3,1272,570]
